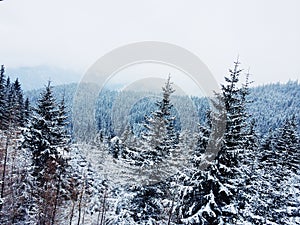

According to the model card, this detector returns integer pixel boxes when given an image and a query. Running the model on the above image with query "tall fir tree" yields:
[5,79,25,127]
[141,75,178,164]
[248,117,300,224]
[24,97,31,124]
[0,68,31,222]
[214,59,252,223]
[22,81,62,180]
[114,76,179,224]
[0,65,7,129]
[22,82,70,224]
[55,93,70,152]
[174,60,253,224]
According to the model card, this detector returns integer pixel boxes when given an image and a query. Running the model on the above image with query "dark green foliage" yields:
[6,79,25,127]
[245,116,300,224]
[20,81,71,224]
[142,75,178,161]
[1,62,299,224]
[175,60,256,224]
[0,65,6,129]
[22,81,68,183]
[0,66,28,129]
[0,65,31,224]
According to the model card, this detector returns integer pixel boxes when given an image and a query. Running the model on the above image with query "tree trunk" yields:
[0,134,10,212]
[99,189,107,225]
[51,175,61,225]
[167,197,174,225]
[69,200,75,225]
[77,180,85,225]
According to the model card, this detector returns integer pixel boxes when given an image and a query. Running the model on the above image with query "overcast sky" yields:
[0,0,299,86]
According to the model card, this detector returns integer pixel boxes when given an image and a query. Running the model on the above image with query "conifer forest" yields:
[0,60,299,225]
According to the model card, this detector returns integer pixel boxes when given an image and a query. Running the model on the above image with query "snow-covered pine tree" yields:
[268,117,299,223]
[260,128,275,154]
[194,113,212,166]
[170,109,210,220]
[214,59,252,223]
[141,75,178,164]
[0,65,7,129]
[237,119,260,224]
[241,127,277,224]
[13,79,26,126]
[23,82,61,181]
[55,93,70,153]
[22,81,70,224]
[23,97,31,124]
[238,72,254,150]
[219,60,245,166]
[5,79,25,127]
[248,117,300,224]
[0,72,32,223]
[174,60,252,224]
[173,110,224,225]
[230,72,260,223]
[274,116,300,173]
[113,76,179,224]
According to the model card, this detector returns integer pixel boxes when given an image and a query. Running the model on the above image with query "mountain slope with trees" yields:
[0,63,299,224]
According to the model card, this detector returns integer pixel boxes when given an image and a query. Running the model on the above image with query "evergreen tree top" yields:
[36,81,58,119]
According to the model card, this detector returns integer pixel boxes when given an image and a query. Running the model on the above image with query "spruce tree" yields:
[55,94,70,152]
[24,97,31,124]
[274,116,300,172]
[248,117,300,224]
[215,60,254,223]
[0,65,7,129]
[141,75,178,164]
[175,60,253,224]
[173,110,223,224]
[22,82,70,223]
[114,76,179,224]
[5,79,25,127]
[0,70,30,222]
[22,81,61,181]
[271,117,300,223]
[197,60,247,224]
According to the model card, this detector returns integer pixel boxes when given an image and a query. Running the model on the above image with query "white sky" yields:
[0,0,299,86]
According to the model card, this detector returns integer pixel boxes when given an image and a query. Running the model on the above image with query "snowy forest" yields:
[0,61,299,225]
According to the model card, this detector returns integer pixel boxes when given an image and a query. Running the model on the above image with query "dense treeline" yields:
[0,65,30,129]
[0,63,299,224]
[0,65,30,219]
[25,80,300,138]
[0,65,107,224]
[103,62,299,224]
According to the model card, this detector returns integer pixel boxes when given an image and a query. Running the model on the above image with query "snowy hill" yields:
[25,80,300,137]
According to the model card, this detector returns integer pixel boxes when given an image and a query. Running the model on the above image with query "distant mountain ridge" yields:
[6,65,81,91]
